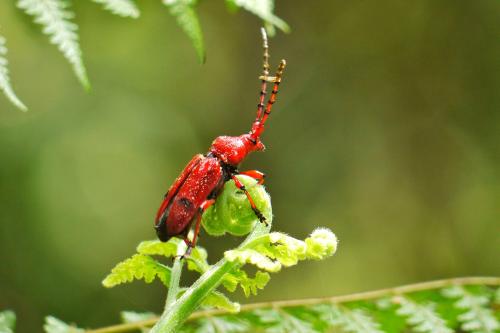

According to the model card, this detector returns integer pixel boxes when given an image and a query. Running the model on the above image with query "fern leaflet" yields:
[0,310,16,333]
[316,304,384,333]
[43,316,83,333]
[92,0,140,18]
[163,0,205,64]
[17,0,89,89]
[226,0,290,34]
[102,253,171,287]
[395,296,453,333]
[254,308,321,333]
[0,35,27,111]
[442,286,499,333]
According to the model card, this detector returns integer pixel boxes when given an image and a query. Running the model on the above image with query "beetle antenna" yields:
[252,59,286,138]
[255,27,270,122]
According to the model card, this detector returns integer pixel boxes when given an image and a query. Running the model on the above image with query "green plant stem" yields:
[164,241,187,310]
[84,276,500,333]
[148,222,271,333]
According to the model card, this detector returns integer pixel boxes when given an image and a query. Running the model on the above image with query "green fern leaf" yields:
[120,311,156,323]
[120,311,156,333]
[442,286,499,333]
[227,269,270,297]
[43,316,83,333]
[227,0,290,34]
[184,316,250,333]
[395,296,453,333]
[0,310,16,333]
[0,35,27,111]
[102,254,171,287]
[137,239,210,274]
[316,304,383,333]
[162,0,205,64]
[17,0,90,89]
[225,248,282,272]
[91,0,140,18]
[137,239,178,257]
[201,290,240,313]
[254,308,321,333]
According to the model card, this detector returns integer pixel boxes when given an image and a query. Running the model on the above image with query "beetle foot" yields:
[172,244,193,261]
[253,208,268,226]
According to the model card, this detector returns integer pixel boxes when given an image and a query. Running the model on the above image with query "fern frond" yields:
[225,248,282,272]
[83,277,500,333]
[121,311,156,323]
[43,316,83,333]
[120,311,156,333]
[92,0,140,18]
[442,286,499,333]
[395,296,453,333]
[162,0,205,63]
[221,268,270,297]
[183,316,250,333]
[17,0,89,89]
[0,310,16,333]
[201,290,240,313]
[254,308,321,333]
[102,254,171,287]
[0,35,27,111]
[137,239,210,274]
[226,0,290,34]
[316,304,383,333]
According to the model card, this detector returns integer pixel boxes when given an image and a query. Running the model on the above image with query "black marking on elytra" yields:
[155,212,170,242]
[179,197,193,209]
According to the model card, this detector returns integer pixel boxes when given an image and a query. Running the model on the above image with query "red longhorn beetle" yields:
[154,28,286,254]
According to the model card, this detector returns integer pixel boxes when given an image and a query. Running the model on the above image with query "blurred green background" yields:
[1,1,499,332]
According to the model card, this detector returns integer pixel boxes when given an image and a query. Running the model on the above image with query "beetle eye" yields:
[247,136,257,145]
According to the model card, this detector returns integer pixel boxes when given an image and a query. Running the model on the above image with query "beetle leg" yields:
[183,199,216,256]
[231,175,268,226]
[239,170,266,185]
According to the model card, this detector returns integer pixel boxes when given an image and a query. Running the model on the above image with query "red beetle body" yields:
[155,29,286,251]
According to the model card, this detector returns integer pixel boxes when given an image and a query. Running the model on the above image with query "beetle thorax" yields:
[209,134,265,166]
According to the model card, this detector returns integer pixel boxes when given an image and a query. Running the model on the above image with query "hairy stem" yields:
[85,276,500,333]
[149,221,271,333]
[164,241,187,310]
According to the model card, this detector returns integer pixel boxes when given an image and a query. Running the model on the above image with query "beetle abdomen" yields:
[165,157,223,236]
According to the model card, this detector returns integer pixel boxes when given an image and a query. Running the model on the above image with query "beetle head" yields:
[210,134,265,166]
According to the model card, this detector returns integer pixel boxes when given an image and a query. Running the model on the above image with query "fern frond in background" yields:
[44,316,83,333]
[0,310,16,333]
[91,0,140,18]
[42,278,500,333]
[1,0,288,110]
[0,35,27,111]
[163,0,205,63]
[17,0,89,89]
[442,286,499,333]
[226,0,290,35]
[395,296,453,333]
[318,305,384,333]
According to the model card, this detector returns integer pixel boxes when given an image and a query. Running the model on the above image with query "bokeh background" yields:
[1,1,499,332]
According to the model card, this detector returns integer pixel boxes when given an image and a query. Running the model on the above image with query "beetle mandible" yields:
[154,28,286,254]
